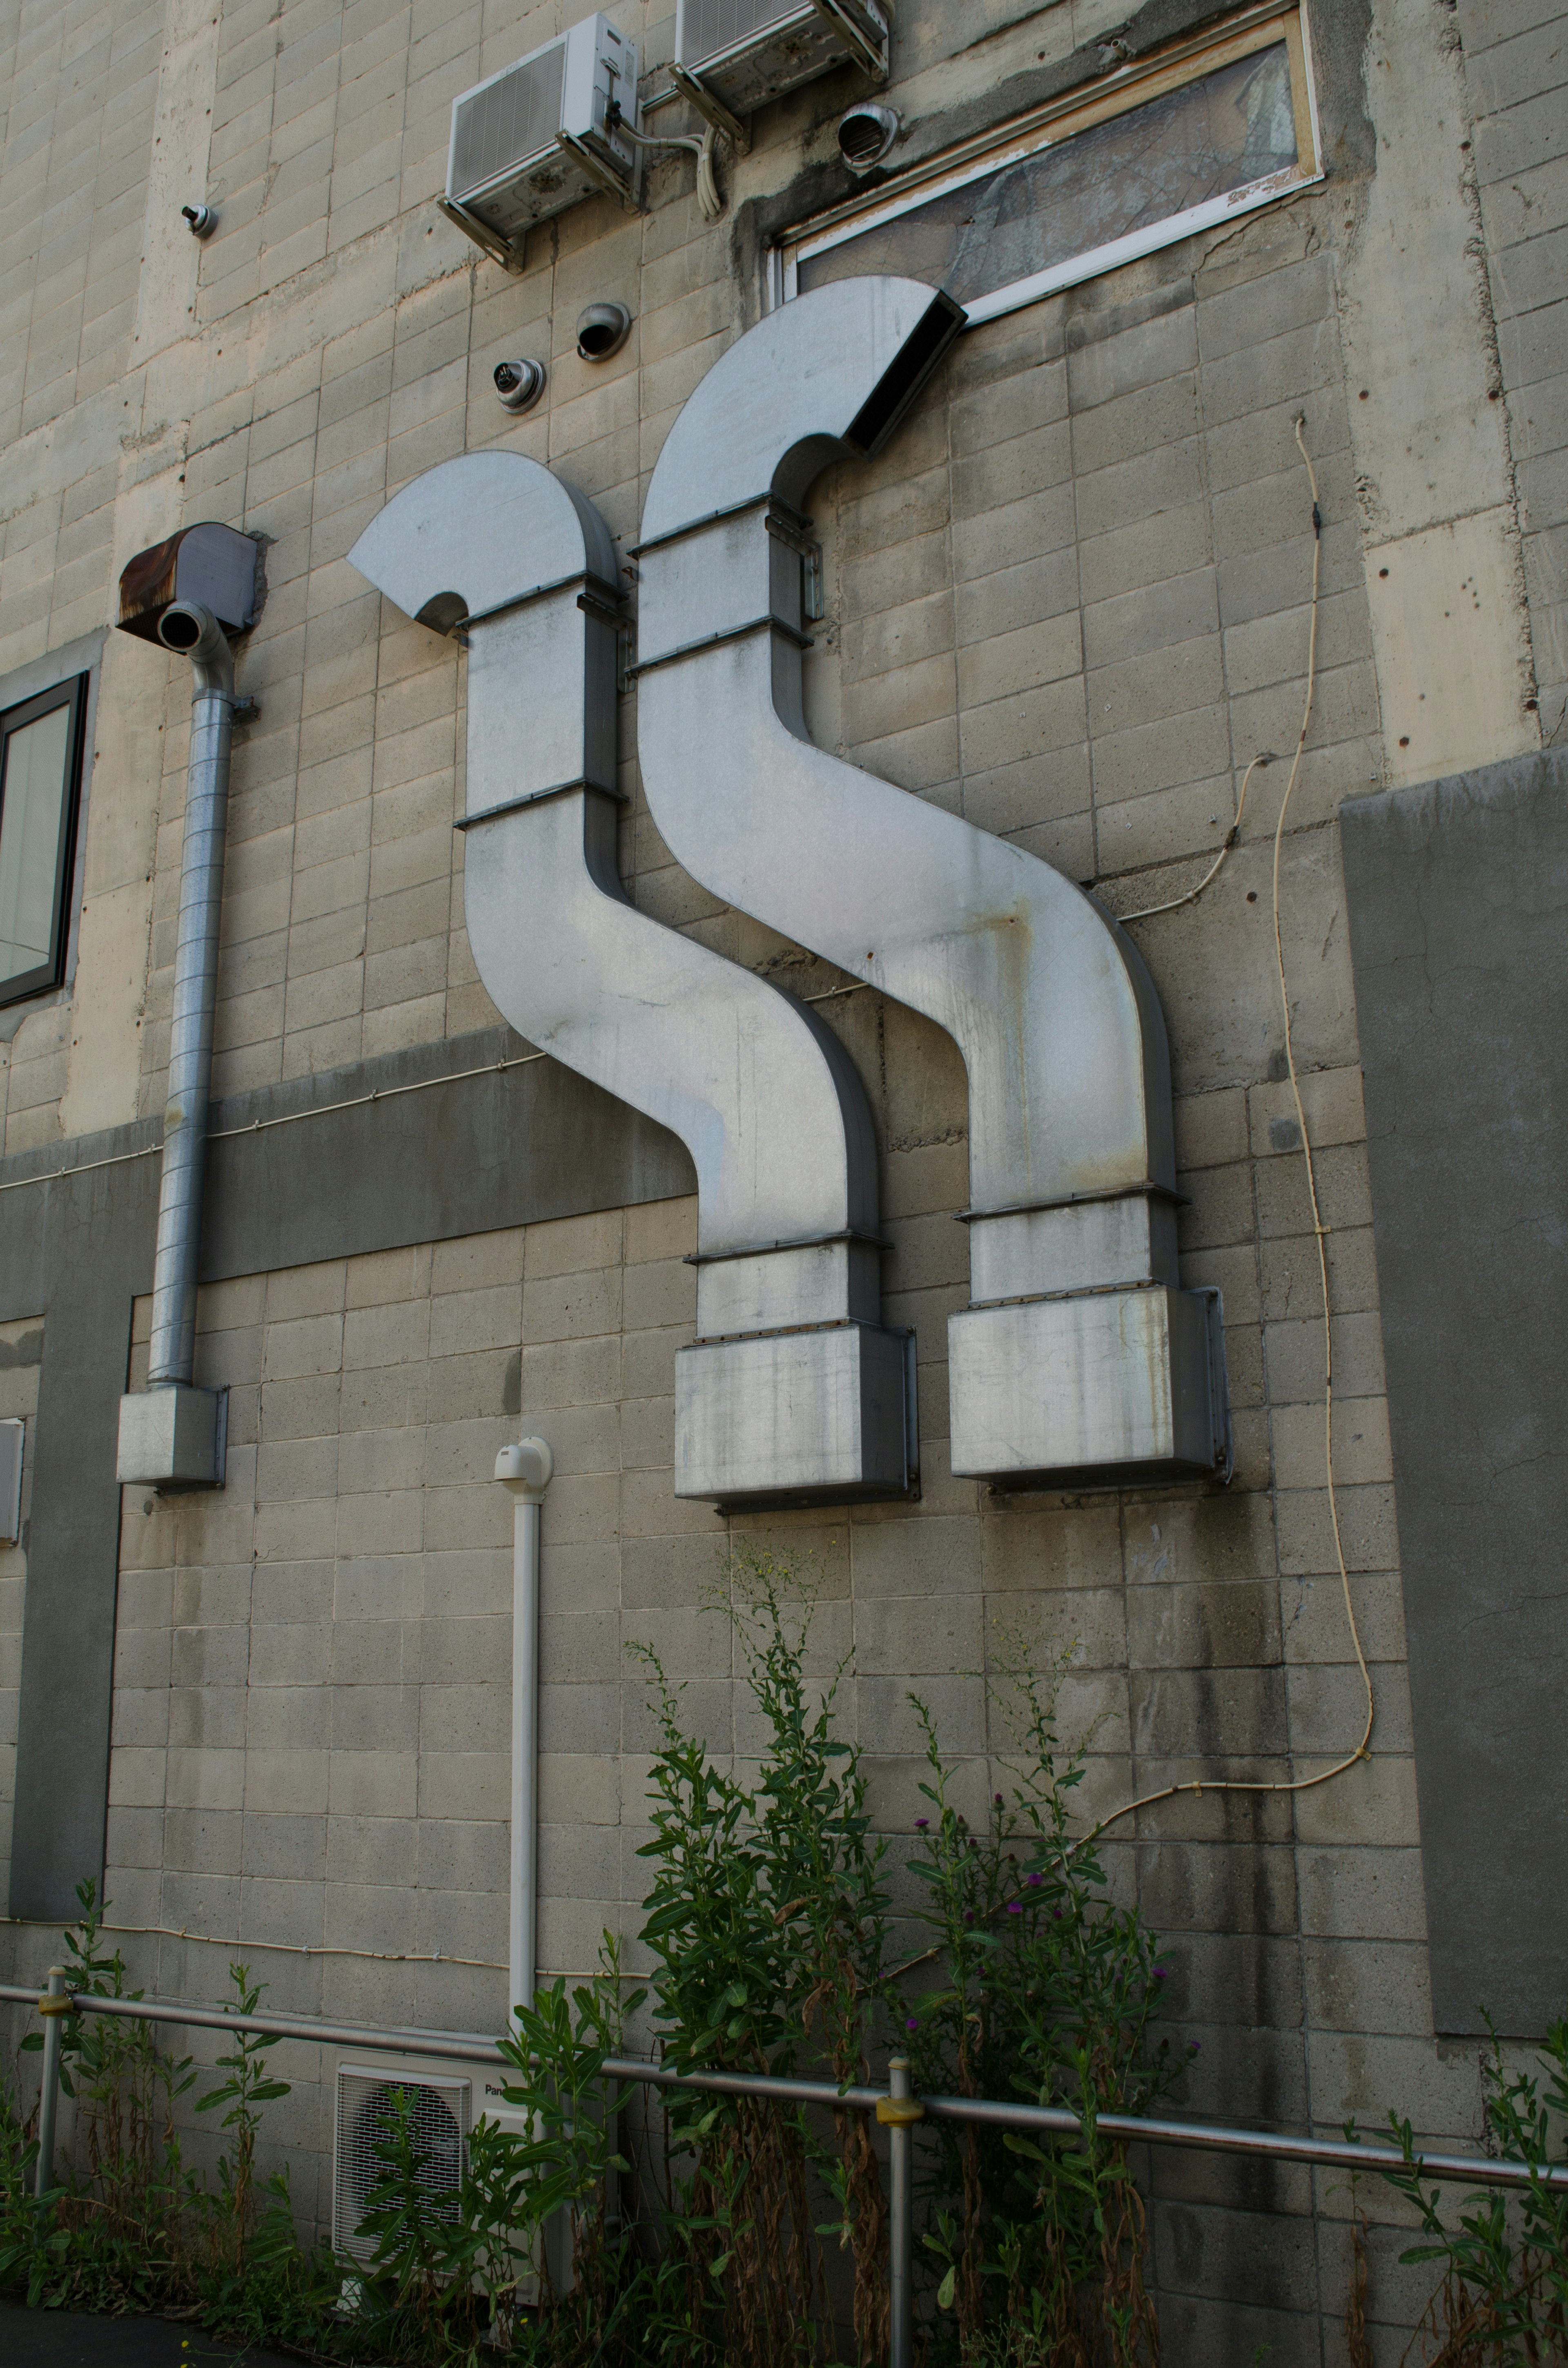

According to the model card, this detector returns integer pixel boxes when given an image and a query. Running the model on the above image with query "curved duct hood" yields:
[634,276,1229,1489]
[348,452,913,1508]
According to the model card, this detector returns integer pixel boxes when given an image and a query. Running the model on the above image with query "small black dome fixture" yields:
[837,103,902,176]
[576,301,631,362]
[494,358,547,412]
[181,203,216,237]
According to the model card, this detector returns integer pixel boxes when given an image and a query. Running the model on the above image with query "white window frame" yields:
[768,2,1322,325]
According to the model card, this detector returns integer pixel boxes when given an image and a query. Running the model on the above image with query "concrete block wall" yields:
[0,0,1561,2355]
[1460,0,1568,740]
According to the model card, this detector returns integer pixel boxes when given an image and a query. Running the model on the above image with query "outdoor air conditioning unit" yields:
[673,0,888,131]
[442,13,640,269]
[333,2057,473,2266]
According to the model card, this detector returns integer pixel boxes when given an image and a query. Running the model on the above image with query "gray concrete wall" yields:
[1343,749,1568,2039]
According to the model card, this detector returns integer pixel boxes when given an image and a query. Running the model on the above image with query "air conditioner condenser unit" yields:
[443,13,640,269]
[333,2056,474,2266]
[674,0,888,126]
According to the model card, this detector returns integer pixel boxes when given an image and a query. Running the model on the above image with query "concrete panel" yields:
[1341,749,1568,2035]
[0,1027,691,1917]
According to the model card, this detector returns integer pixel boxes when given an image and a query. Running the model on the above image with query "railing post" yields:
[878,2055,923,2368]
[35,1966,69,2201]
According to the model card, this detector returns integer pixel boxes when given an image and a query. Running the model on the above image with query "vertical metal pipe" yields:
[147,602,234,1387]
[887,2055,913,2368]
[34,1966,68,2201]
[495,1440,554,2018]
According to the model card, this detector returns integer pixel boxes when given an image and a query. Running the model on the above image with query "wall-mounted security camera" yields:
[181,203,216,237]
[493,359,547,412]
[576,302,631,362]
[837,103,903,176]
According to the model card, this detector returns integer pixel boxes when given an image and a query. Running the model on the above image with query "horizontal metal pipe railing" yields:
[4,1981,1565,2194]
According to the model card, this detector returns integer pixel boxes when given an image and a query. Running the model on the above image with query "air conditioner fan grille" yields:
[334,2071,470,2268]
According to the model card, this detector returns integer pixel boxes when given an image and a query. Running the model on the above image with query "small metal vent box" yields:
[675,0,887,116]
[333,2058,472,2267]
[445,13,639,258]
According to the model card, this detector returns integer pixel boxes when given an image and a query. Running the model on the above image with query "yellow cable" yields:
[1088,417,1374,1843]
[1117,751,1272,923]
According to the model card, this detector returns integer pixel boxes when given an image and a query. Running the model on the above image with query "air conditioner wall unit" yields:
[443,13,640,268]
[333,2055,477,2266]
[675,0,888,120]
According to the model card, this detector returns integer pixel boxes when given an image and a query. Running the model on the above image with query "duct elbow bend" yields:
[158,600,235,701]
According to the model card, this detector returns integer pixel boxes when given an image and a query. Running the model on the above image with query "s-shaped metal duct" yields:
[635,276,1229,1488]
[348,451,913,1507]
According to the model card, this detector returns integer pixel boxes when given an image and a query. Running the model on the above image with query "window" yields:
[0,674,86,1006]
[772,7,1319,327]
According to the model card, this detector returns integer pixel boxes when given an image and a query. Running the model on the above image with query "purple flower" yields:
[906,2016,919,2031]
[1025,1872,1042,1888]
[1190,2042,1202,2055]
[1152,1966,1167,1982]
[963,1909,975,1925]
[1052,1908,1062,1920]
[914,1818,929,1831]
[1006,1902,1022,1915]
[994,1793,1004,1808]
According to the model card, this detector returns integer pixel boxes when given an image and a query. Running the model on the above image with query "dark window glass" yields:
[797,44,1298,310]
[0,675,86,1006]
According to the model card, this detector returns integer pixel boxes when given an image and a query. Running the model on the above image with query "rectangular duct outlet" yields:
[675,1321,915,1506]
[948,1286,1231,1489]
[0,1420,21,1543]
[116,1385,227,1492]
[333,2057,473,2268]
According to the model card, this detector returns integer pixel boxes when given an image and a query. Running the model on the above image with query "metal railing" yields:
[5,1976,1566,2368]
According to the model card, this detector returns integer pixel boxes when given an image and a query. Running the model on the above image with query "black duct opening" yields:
[844,290,967,458]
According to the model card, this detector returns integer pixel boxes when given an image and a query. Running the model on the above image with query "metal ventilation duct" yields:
[635,275,1230,1489]
[348,453,912,1507]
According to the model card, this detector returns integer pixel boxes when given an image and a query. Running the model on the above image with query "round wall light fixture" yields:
[181,203,216,237]
[494,358,547,413]
[576,302,631,362]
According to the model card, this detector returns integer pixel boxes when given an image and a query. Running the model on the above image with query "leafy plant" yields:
[903,1644,1185,2367]
[1372,2017,1568,2364]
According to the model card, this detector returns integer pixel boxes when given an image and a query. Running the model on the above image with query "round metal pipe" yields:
[886,2055,914,2368]
[5,1982,1563,2197]
[148,601,234,1385]
[495,1438,553,2019]
[33,1966,67,2200]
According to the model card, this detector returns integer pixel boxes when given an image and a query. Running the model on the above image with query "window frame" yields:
[768,2,1322,325]
[0,672,88,1010]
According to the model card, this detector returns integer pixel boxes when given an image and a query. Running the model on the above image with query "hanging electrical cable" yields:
[612,109,724,220]
[1088,416,1376,1842]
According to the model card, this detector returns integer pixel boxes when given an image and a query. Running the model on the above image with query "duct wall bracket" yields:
[949,1287,1230,1493]
[676,1322,915,1508]
[116,1385,228,1493]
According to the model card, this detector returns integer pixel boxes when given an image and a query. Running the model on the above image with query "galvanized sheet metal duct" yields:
[635,276,1228,1487]
[348,450,913,1506]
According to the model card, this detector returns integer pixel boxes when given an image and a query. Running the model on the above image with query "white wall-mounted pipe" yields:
[148,600,234,1387]
[635,276,1229,1485]
[348,451,912,1505]
[496,1437,553,2019]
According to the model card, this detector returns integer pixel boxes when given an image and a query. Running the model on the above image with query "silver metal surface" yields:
[949,1287,1228,1483]
[675,1321,909,1503]
[147,603,232,1392]
[33,1966,65,2200]
[636,275,1229,1487]
[0,1418,20,1544]
[495,1438,553,2017]
[7,1978,1561,2201]
[349,452,910,1505]
[115,1382,227,1489]
[887,2056,913,2368]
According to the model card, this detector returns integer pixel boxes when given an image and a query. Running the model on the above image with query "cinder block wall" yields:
[0,0,1560,2357]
